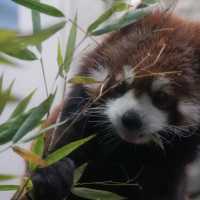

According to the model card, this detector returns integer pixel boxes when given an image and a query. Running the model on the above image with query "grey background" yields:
[176,0,200,20]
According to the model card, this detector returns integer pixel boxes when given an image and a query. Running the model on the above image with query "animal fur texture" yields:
[30,11,200,200]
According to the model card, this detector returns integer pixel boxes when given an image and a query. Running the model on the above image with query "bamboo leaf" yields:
[87,1,128,33]
[0,174,17,181]
[69,75,99,85]
[26,179,33,191]
[0,185,19,191]
[5,48,37,60]
[31,0,42,52]
[57,40,64,76]
[0,21,66,54]
[0,55,15,66]
[74,163,88,185]
[11,0,65,17]
[10,90,35,119]
[29,135,45,171]
[63,14,78,73]
[46,135,95,166]
[143,0,160,4]
[0,30,16,44]
[31,135,44,156]
[0,74,3,93]
[13,146,47,167]
[0,80,15,114]
[72,187,125,200]
[12,94,55,143]
[91,5,157,36]
[21,118,68,143]
[0,112,31,145]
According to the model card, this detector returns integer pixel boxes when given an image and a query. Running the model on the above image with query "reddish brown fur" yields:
[80,12,200,101]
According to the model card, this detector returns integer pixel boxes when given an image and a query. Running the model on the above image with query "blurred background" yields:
[0,0,200,199]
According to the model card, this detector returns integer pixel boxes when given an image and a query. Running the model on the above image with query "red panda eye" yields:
[152,91,175,109]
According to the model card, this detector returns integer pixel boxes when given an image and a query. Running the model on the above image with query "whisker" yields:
[163,125,198,139]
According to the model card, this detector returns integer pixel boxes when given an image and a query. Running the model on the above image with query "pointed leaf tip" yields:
[11,0,65,17]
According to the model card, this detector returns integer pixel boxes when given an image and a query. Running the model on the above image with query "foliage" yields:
[0,0,163,199]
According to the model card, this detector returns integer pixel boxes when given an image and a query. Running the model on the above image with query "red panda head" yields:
[78,12,200,144]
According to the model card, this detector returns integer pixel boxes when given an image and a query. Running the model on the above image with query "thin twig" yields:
[135,70,182,79]
[39,57,49,98]
[75,35,88,51]
[62,76,67,100]
[68,18,99,46]
[11,178,30,200]
[144,43,167,70]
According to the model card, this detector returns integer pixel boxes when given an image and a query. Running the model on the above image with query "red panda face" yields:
[103,74,199,144]
[80,12,200,144]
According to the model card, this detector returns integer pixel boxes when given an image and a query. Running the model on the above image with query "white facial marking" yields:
[152,77,170,92]
[123,65,135,84]
[179,101,200,124]
[89,65,109,82]
[105,91,138,128]
[105,91,168,143]
[139,94,167,133]
[85,65,109,91]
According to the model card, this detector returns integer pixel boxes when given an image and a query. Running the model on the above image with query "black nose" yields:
[121,110,142,131]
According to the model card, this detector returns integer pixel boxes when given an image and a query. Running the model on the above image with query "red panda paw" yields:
[31,157,74,200]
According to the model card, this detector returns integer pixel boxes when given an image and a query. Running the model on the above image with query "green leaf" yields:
[143,0,160,4]
[5,48,37,60]
[10,90,35,119]
[31,135,44,156]
[63,14,78,73]
[69,75,99,85]
[91,5,157,35]
[0,54,15,66]
[26,179,33,191]
[12,94,55,143]
[74,163,88,185]
[72,187,125,200]
[0,112,31,145]
[46,135,95,166]
[0,174,17,181]
[0,30,16,44]
[29,135,45,171]
[0,74,3,93]
[57,40,64,76]
[0,21,66,54]
[31,0,42,52]
[11,0,65,17]
[0,80,15,114]
[21,118,68,143]
[87,1,128,33]
[0,185,19,191]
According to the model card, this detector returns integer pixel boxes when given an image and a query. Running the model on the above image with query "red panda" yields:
[29,10,200,200]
